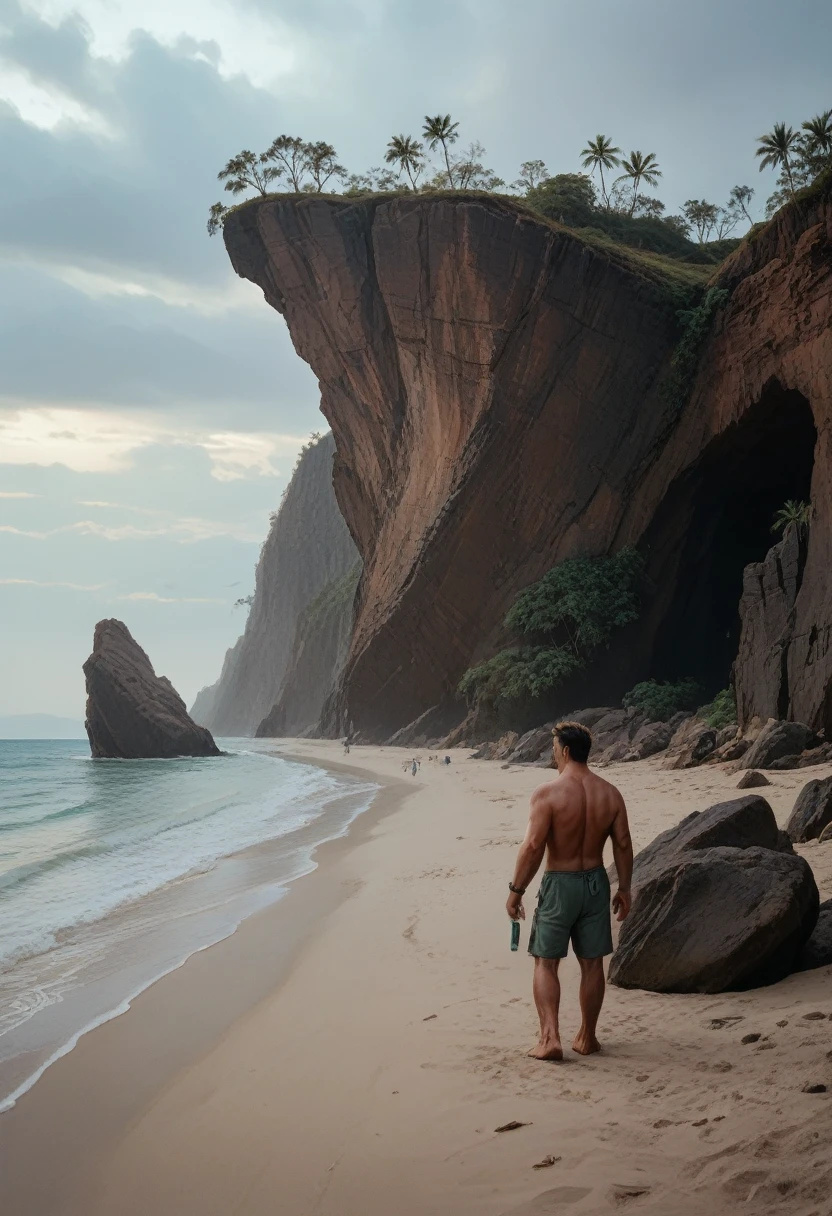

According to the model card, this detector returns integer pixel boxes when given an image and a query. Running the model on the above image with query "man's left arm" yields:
[506,788,551,921]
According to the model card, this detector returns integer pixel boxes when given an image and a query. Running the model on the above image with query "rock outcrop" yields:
[84,620,220,759]
[224,177,832,740]
[734,525,807,727]
[191,433,358,736]
[739,720,817,769]
[785,777,832,843]
[662,717,718,769]
[609,796,819,993]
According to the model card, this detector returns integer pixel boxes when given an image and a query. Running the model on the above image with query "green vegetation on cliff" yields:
[459,550,643,713]
[623,678,703,721]
[300,562,361,636]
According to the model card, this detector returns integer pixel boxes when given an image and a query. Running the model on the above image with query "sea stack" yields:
[84,619,221,759]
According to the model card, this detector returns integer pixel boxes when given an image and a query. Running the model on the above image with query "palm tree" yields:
[802,109,832,160]
[772,500,811,538]
[580,134,621,209]
[385,134,424,189]
[422,114,460,187]
[617,151,662,216]
[756,122,799,199]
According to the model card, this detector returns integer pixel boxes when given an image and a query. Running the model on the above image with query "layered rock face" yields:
[85,619,220,759]
[256,564,359,737]
[734,525,806,726]
[225,197,685,737]
[224,181,832,739]
[191,433,358,736]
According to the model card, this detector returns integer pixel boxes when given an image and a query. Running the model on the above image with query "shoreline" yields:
[0,745,383,1112]
[3,742,832,1215]
[0,747,412,1215]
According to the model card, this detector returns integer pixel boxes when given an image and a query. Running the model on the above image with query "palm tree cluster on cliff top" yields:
[207,106,832,242]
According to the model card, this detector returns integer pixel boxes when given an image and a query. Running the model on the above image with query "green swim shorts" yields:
[528,867,613,960]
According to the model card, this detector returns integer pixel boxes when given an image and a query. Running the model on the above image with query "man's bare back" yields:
[535,766,628,874]
[505,722,634,1062]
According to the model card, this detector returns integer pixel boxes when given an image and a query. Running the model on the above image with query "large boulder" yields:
[622,713,689,762]
[84,619,221,760]
[507,724,555,764]
[591,707,649,763]
[739,719,817,769]
[785,777,832,843]
[662,716,717,769]
[609,846,819,993]
[609,795,818,993]
[623,795,781,891]
[794,900,832,972]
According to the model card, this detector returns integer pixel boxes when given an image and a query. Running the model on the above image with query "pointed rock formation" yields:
[84,619,220,759]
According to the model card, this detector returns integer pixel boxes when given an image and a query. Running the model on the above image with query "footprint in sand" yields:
[607,1182,653,1207]
[501,1187,593,1213]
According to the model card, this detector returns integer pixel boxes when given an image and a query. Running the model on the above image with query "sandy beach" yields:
[3,743,832,1215]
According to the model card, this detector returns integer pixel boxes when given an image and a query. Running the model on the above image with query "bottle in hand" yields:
[511,920,520,951]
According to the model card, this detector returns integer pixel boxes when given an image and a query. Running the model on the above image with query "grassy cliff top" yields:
[224,188,713,310]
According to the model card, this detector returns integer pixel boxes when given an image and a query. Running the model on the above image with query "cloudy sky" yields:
[1,0,830,723]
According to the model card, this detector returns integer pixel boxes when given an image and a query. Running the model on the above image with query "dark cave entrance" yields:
[642,381,816,697]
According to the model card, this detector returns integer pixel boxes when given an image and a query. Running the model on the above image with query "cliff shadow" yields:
[638,380,817,698]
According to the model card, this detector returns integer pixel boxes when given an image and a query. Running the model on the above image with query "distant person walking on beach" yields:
[411,759,418,776]
[343,737,350,755]
[506,721,633,1061]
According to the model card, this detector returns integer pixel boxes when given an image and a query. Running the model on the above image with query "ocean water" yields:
[0,738,378,1112]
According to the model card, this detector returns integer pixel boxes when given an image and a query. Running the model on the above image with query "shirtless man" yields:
[506,721,633,1061]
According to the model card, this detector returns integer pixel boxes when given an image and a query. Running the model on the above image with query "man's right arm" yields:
[610,794,634,921]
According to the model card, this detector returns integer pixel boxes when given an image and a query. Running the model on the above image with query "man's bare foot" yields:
[527,1036,563,1061]
[572,1029,601,1056]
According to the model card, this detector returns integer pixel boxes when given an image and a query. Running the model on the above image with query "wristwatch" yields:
[508,882,526,896]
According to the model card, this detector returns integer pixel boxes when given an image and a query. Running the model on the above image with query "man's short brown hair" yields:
[553,721,592,764]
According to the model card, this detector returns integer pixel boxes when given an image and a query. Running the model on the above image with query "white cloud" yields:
[0,524,47,537]
[0,406,309,482]
[0,490,39,498]
[195,431,302,482]
[0,515,262,543]
[47,262,265,316]
[0,61,113,133]
[117,590,224,604]
[0,406,157,472]
[0,577,105,589]
[21,0,298,88]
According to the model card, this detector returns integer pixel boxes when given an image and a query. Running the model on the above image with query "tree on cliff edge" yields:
[616,150,662,217]
[422,114,460,187]
[385,135,424,189]
[756,122,800,200]
[580,135,621,209]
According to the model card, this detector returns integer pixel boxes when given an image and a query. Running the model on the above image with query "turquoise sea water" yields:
[0,738,378,1111]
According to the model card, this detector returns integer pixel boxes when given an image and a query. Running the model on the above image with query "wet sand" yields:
[2,743,831,1215]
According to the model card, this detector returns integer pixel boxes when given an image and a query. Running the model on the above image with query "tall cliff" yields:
[256,563,360,738]
[191,432,358,736]
[223,180,832,739]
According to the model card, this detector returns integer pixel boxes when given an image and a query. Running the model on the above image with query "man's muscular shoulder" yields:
[531,775,571,810]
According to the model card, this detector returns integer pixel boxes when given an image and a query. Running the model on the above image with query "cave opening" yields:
[644,381,816,698]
